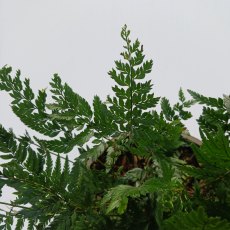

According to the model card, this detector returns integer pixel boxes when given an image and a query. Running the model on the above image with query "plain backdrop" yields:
[0,0,230,223]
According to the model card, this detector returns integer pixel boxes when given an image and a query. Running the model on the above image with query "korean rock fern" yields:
[0,25,230,230]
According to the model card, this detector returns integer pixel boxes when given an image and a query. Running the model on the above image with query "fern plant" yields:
[0,25,229,230]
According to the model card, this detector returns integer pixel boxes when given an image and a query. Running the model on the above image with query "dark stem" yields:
[0,201,31,210]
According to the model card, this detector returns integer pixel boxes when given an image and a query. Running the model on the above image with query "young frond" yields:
[108,25,160,133]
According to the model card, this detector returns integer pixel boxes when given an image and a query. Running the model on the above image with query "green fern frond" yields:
[15,217,25,230]
[161,88,194,122]
[24,147,44,174]
[188,90,230,135]
[60,155,70,189]
[107,24,160,133]
[102,176,180,215]
[188,89,223,108]
[0,67,61,137]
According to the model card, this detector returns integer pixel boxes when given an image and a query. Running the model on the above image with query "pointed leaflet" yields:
[161,98,175,121]
[178,87,186,102]
[0,66,61,137]
[0,125,17,154]
[188,89,223,108]
[15,144,28,164]
[173,88,194,120]
[161,89,194,122]
[24,147,44,175]
[93,95,118,137]
[52,154,61,184]
[42,128,94,153]
[45,152,53,177]
[60,155,70,190]
[35,89,47,112]
[189,90,229,134]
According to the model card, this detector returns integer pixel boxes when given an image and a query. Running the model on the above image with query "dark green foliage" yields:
[163,207,230,230]
[161,88,195,122]
[0,68,61,137]
[0,25,229,229]
[188,89,230,136]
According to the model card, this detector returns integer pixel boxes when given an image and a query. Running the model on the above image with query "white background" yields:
[0,0,230,225]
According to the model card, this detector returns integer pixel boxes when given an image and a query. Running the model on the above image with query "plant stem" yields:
[0,201,30,210]
[126,33,134,136]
